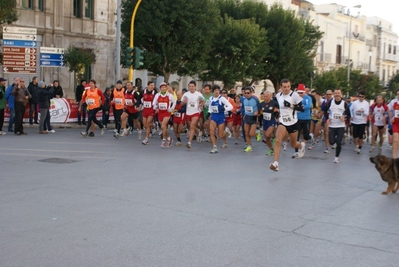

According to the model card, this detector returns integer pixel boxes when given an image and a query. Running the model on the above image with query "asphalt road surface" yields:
[1,126,399,267]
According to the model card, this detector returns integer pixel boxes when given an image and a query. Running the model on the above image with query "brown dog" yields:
[370,155,399,194]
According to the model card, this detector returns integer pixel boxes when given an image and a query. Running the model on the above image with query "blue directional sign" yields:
[39,47,65,67]
[3,40,37,48]
[40,60,65,67]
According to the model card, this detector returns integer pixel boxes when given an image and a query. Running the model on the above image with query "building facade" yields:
[1,0,117,98]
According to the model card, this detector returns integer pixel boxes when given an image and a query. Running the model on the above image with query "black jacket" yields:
[28,82,39,103]
[53,85,63,98]
[37,86,54,109]
[75,85,85,102]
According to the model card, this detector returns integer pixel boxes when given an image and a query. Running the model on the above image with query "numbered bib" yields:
[159,103,168,110]
[355,111,363,117]
[395,110,399,118]
[204,100,210,108]
[86,99,95,105]
[375,114,382,121]
[263,113,272,121]
[189,102,197,108]
[210,106,219,113]
[125,99,132,105]
[114,98,122,105]
[332,113,342,120]
[282,114,292,123]
[245,106,253,114]
[175,112,181,117]
[143,101,152,108]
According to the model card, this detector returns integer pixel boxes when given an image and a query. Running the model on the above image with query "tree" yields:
[388,72,399,93]
[121,0,219,82]
[64,46,96,82]
[313,71,339,91]
[200,15,268,88]
[0,0,18,26]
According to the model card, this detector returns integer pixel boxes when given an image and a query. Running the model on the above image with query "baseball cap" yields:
[297,84,305,92]
[38,81,46,88]
[159,82,168,88]
[0,77,7,82]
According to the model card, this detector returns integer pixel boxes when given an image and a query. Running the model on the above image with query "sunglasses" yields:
[244,92,251,95]
[358,96,365,98]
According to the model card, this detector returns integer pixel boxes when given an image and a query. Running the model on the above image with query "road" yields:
[1,126,398,267]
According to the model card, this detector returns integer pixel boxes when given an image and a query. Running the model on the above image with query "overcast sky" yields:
[310,0,399,33]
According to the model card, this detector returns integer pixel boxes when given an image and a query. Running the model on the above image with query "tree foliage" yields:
[121,0,219,82]
[388,72,399,93]
[0,0,18,26]
[64,46,96,73]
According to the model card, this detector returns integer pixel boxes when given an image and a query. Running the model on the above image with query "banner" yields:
[4,98,114,123]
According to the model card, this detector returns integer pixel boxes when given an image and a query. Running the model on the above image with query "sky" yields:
[310,0,399,33]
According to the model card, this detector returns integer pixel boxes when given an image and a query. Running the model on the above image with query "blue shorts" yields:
[211,115,226,126]
[263,119,276,131]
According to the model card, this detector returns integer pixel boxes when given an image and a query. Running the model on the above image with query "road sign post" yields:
[39,47,65,67]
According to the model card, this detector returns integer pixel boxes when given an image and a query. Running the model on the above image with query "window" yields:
[389,44,392,54]
[336,45,342,64]
[22,0,33,9]
[39,0,44,11]
[85,0,93,19]
[73,0,81,18]
[320,41,324,61]
[394,46,397,55]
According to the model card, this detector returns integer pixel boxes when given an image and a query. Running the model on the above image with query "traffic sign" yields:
[2,26,37,35]
[3,66,36,74]
[3,54,36,61]
[40,60,64,67]
[40,47,65,54]
[3,33,36,41]
[2,47,37,54]
[39,46,65,67]
[40,54,64,60]
[2,40,37,48]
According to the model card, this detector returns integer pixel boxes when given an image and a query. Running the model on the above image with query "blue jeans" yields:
[43,110,52,131]
[8,108,15,132]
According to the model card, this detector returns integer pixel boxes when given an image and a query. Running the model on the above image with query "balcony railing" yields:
[382,53,399,62]
[318,53,332,63]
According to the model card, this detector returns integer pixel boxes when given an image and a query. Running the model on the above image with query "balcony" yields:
[382,53,399,62]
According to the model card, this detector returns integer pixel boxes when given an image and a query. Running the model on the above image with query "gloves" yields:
[293,102,304,112]
[283,100,291,108]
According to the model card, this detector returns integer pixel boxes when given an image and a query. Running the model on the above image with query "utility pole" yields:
[115,0,121,82]
[128,0,143,82]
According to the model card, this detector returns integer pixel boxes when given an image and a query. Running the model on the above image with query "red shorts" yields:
[392,122,399,134]
[186,113,200,122]
[142,108,155,118]
[232,114,241,126]
[158,112,171,123]
[225,116,233,123]
[173,112,186,125]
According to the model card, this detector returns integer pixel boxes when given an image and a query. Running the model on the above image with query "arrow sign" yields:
[3,67,9,73]
[3,33,37,41]
[40,60,64,67]
[3,40,37,48]
[2,26,37,35]
[40,47,65,54]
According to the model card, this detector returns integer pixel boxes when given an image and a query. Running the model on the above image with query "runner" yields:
[324,89,350,163]
[173,91,186,146]
[293,84,312,158]
[232,95,242,144]
[201,84,213,142]
[141,81,156,145]
[388,89,399,158]
[350,91,370,154]
[221,89,236,140]
[208,85,233,153]
[259,91,279,156]
[111,80,125,138]
[181,80,204,149]
[369,95,388,153]
[80,79,106,137]
[120,82,142,139]
[153,82,176,147]
[242,86,260,152]
[308,90,323,150]
[321,90,333,153]
[269,79,305,171]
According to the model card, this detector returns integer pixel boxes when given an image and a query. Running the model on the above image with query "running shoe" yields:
[308,145,314,150]
[88,132,95,137]
[332,143,336,149]
[121,129,128,136]
[161,139,166,147]
[101,127,105,135]
[266,149,274,156]
[114,132,119,139]
[167,138,173,147]
[324,148,330,154]
[256,130,261,141]
[48,129,56,133]
[175,141,182,146]
[292,152,299,159]
[142,138,149,145]
[357,149,361,154]
[262,139,267,144]
[221,143,228,148]
[369,146,375,153]
[210,147,218,154]
[235,140,238,145]
[81,131,88,137]
[113,129,117,133]
[244,146,252,152]
[354,146,359,152]
[283,143,287,151]
[269,162,279,172]
[333,157,339,164]
[225,128,232,138]
[186,142,191,149]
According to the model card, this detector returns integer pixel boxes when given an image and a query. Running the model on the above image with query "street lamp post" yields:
[128,0,143,82]
[346,5,362,84]
[368,49,372,72]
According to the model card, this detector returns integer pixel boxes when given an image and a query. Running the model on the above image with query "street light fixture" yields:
[347,5,362,84]
[368,49,373,72]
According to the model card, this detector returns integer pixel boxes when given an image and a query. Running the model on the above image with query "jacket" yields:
[75,85,85,102]
[27,81,39,103]
[11,84,31,105]
[5,84,15,109]
[0,85,5,110]
[37,86,54,109]
[53,85,64,98]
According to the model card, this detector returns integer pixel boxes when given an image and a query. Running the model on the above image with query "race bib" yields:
[282,114,292,123]
[395,110,399,118]
[375,114,382,121]
[114,98,122,105]
[143,101,152,108]
[355,111,363,117]
[125,99,132,105]
[189,102,197,108]
[204,100,210,108]
[175,112,181,117]
[263,113,272,121]
[210,106,218,113]
[86,99,95,105]
[332,113,342,120]
[245,106,253,113]
[159,103,168,110]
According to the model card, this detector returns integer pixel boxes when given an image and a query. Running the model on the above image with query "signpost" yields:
[2,27,37,74]
[39,47,65,67]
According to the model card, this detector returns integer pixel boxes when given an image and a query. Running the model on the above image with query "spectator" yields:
[5,77,19,132]
[11,78,31,135]
[37,81,53,134]
[27,76,39,124]
[75,79,87,125]
[44,84,55,133]
[52,80,63,98]
[0,77,7,135]
[102,87,112,129]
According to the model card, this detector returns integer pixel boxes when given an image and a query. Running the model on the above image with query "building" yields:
[1,0,117,98]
